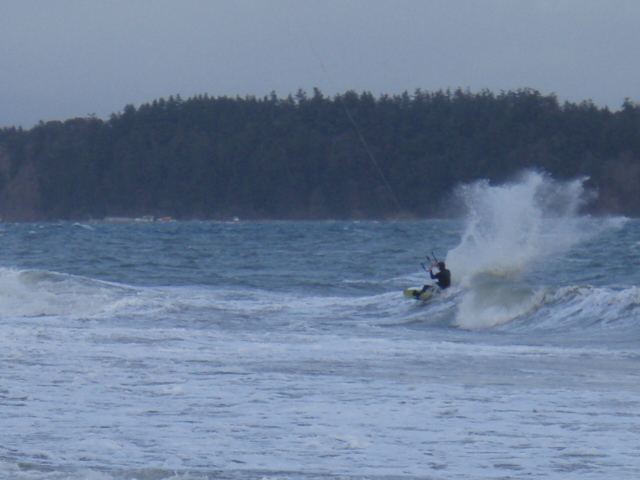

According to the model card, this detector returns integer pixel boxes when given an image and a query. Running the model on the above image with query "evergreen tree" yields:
[0,89,639,220]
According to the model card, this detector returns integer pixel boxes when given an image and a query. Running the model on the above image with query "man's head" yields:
[438,261,446,270]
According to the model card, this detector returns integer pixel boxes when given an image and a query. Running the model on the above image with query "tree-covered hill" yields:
[0,88,638,220]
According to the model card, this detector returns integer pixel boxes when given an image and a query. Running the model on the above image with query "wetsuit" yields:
[430,268,451,289]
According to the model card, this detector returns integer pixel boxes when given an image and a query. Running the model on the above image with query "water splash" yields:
[446,171,624,329]
[447,171,595,283]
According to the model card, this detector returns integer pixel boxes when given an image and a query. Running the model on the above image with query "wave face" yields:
[1,208,639,479]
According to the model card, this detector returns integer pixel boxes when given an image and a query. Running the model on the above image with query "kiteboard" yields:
[403,287,434,302]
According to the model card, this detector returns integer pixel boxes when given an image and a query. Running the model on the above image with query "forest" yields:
[0,88,639,220]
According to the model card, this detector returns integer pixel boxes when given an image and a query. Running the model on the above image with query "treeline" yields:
[0,88,639,220]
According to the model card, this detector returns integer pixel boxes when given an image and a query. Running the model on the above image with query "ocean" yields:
[1,172,639,479]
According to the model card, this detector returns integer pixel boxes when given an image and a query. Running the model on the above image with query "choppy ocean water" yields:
[1,174,640,479]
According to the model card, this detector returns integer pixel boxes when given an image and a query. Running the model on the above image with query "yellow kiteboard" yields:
[403,287,434,302]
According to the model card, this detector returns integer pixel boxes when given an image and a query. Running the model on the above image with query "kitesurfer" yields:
[414,261,451,298]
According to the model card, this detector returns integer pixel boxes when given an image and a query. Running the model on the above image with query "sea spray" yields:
[446,171,618,328]
[447,171,594,283]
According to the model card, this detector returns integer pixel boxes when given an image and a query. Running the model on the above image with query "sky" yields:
[1,0,639,128]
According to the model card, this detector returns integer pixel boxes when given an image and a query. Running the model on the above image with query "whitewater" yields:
[1,172,639,479]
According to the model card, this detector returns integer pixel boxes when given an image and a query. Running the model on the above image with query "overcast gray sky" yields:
[1,0,639,128]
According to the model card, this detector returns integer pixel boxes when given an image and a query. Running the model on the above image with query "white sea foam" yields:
[530,284,640,331]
